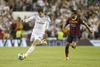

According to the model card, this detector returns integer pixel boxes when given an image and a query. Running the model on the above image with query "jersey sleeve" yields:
[25,14,37,22]
[46,21,50,30]
[46,16,51,23]
[46,16,51,30]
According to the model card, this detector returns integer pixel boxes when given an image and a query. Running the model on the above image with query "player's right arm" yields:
[22,14,37,23]
[62,18,70,30]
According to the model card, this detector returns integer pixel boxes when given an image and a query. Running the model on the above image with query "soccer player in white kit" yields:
[18,7,50,60]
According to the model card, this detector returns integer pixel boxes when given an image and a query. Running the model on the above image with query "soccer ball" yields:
[18,53,24,60]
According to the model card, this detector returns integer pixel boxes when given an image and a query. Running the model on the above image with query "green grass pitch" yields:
[0,46,100,67]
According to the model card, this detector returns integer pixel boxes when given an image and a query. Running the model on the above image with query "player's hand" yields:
[62,27,68,34]
[22,20,26,23]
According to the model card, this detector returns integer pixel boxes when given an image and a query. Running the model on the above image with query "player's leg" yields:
[65,35,72,60]
[41,38,47,44]
[18,39,40,60]
[18,34,42,60]
[71,36,78,49]
[24,39,41,57]
[65,42,70,60]
[41,33,47,44]
[71,41,77,49]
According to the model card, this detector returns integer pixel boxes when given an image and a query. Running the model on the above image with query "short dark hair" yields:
[71,10,77,15]
[37,7,43,13]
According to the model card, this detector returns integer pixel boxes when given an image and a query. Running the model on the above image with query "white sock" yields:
[25,45,35,56]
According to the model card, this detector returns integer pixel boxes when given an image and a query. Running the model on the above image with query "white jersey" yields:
[25,14,50,35]
[25,14,50,41]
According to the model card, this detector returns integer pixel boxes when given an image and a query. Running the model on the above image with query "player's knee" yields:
[30,41,33,45]
[33,39,41,46]
[66,42,70,47]
[72,42,76,46]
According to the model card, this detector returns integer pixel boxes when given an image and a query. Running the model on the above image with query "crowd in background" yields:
[0,0,100,40]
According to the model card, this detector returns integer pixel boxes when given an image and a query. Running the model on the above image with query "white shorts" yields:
[30,32,44,42]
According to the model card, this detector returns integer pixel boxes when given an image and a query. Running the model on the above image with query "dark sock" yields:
[65,45,69,57]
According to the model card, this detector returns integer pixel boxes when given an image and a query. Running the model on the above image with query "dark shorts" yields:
[67,35,79,43]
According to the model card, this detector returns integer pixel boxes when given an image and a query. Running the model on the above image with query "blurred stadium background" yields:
[0,0,100,47]
[0,0,100,67]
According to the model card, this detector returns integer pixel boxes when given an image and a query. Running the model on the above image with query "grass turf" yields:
[0,46,100,67]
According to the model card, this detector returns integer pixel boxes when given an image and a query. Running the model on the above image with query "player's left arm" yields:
[44,16,51,38]
[45,16,51,31]
[83,21,94,38]
[83,22,92,33]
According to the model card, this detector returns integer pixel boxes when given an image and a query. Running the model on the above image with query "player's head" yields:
[37,7,43,13]
[37,7,44,17]
[71,10,77,20]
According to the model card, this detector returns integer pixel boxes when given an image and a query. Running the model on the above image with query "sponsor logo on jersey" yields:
[37,21,44,24]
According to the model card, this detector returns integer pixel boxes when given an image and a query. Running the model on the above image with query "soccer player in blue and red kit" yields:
[64,10,94,60]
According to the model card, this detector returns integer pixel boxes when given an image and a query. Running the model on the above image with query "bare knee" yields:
[71,41,77,49]
[66,42,70,47]
[72,42,76,46]
[32,39,41,46]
